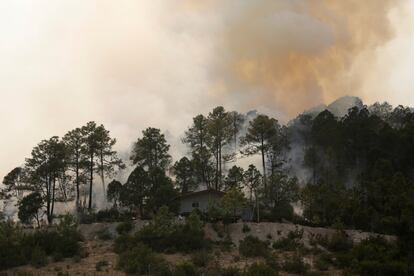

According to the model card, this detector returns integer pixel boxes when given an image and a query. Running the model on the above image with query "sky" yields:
[1,0,414,180]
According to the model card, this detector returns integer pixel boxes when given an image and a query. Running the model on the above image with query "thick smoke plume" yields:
[206,0,398,118]
[0,0,411,181]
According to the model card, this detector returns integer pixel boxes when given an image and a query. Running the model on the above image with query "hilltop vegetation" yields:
[1,100,414,274]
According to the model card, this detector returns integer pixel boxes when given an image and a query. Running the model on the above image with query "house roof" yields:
[179,189,225,199]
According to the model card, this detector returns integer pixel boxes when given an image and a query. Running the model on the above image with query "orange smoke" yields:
[203,0,398,117]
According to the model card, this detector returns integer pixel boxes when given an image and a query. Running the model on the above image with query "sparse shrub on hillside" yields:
[117,242,171,275]
[136,207,209,253]
[332,236,414,275]
[95,260,109,271]
[116,220,134,234]
[272,227,303,251]
[173,262,200,276]
[242,224,251,233]
[0,214,82,270]
[96,228,112,240]
[239,236,269,258]
[30,246,47,268]
[243,262,278,276]
[191,251,211,267]
[282,254,308,274]
[325,231,353,252]
[204,266,241,276]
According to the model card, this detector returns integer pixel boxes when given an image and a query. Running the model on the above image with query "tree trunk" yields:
[219,144,222,189]
[100,151,106,202]
[46,175,51,223]
[215,147,219,190]
[50,176,56,224]
[261,137,267,189]
[76,155,80,208]
[88,152,94,210]
[255,190,260,223]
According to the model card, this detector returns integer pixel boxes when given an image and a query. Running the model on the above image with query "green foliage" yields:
[117,242,171,275]
[282,254,308,274]
[333,236,414,275]
[131,127,172,171]
[139,209,207,252]
[221,188,247,221]
[0,215,82,270]
[96,229,112,240]
[30,246,47,268]
[173,157,197,194]
[116,208,208,254]
[315,253,331,271]
[116,220,134,235]
[242,224,251,233]
[239,236,269,258]
[242,262,278,276]
[18,192,43,226]
[191,251,211,267]
[272,227,304,251]
[107,180,123,207]
[173,262,200,276]
[225,166,244,191]
[95,260,109,271]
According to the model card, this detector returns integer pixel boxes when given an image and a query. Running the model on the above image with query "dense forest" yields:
[1,99,414,274]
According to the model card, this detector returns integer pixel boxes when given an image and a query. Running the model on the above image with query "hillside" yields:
[2,221,396,276]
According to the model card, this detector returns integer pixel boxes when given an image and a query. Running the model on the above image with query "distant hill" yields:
[304,96,363,118]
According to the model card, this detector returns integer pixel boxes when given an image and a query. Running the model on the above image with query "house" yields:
[179,189,224,215]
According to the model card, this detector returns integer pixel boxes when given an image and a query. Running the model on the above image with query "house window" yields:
[192,202,199,208]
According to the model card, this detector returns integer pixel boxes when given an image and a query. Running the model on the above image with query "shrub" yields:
[135,208,209,253]
[0,215,82,270]
[314,253,332,271]
[243,262,278,276]
[30,246,48,268]
[242,224,251,233]
[239,236,269,258]
[326,231,353,252]
[191,251,211,267]
[282,254,308,274]
[114,234,135,253]
[96,228,112,240]
[204,267,241,276]
[272,227,303,251]
[117,242,171,275]
[264,252,279,270]
[173,262,200,276]
[315,257,329,271]
[116,221,134,235]
[341,236,412,275]
[96,260,109,271]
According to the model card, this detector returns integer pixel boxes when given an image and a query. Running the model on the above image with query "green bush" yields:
[243,262,278,276]
[96,260,109,271]
[340,236,413,275]
[135,208,209,253]
[239,236,269,258]
[0,215,82,270]
[116,221,134,235]
[96,228,113,240]
[173,262,200,276]
[117,242,171,275]
[314,253,332,271]
[282,254,308,274]
[30,246,48,268]
[326,231,353,252]
[204,266,241,276]
[191,251,211,267]
[272,227,303,251]
[242,224,251,233]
